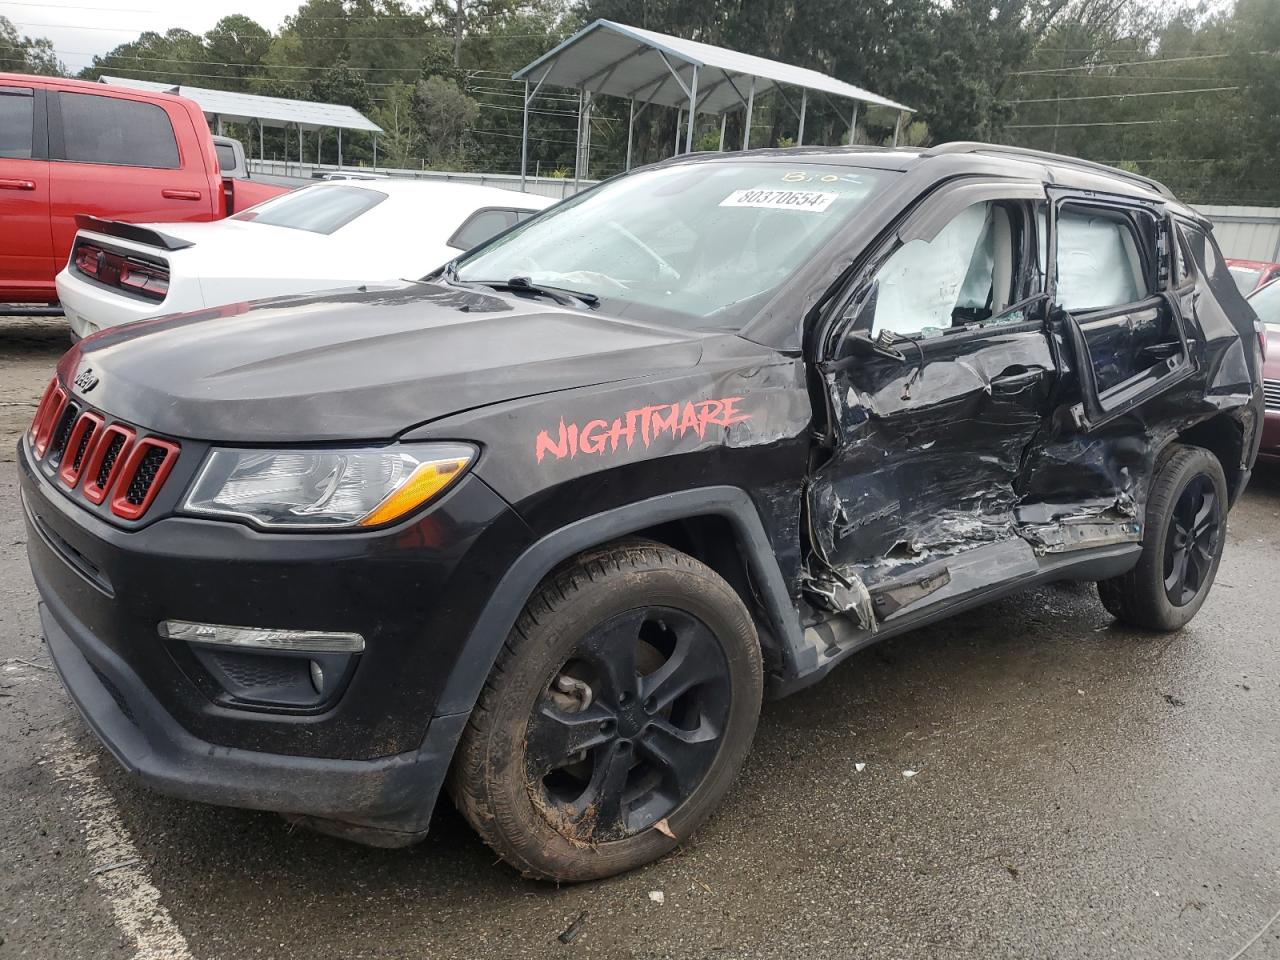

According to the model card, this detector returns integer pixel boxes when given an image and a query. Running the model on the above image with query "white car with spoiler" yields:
[55,179,554,340]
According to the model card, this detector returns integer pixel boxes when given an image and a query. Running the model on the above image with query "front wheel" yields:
[448,539,763,882]
[1097,445,1228,631]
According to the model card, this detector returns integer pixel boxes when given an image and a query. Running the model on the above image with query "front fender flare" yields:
[432,485,803,722]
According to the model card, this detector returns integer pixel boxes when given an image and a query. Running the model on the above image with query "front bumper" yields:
[20,437,534,839]
[41,596,466,844]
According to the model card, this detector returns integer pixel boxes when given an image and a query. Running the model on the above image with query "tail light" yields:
[72,241,169,302]
[74,244,102,277]
[30,380,180,520]
[118,261,169,300]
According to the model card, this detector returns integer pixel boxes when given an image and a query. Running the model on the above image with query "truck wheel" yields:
[1097,445,1227,631]
[448,539,763,882]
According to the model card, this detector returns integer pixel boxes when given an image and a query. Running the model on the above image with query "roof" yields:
[97,76,381,133]
[514,19,912,115]
[644,143,1195,210]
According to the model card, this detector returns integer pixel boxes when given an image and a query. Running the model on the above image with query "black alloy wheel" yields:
[1097,444,1229,631]
[449,539,763,882]
[1162,473,1222,607]
[524,606,732,843]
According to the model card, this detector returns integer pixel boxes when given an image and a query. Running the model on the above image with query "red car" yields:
[1228,258,1280,296]
[1249,279,1280,461]
[0,73,287,304]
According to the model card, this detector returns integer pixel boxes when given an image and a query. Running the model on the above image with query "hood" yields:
[63,283,705,442]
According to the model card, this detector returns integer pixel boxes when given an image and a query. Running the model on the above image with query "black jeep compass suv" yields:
[20,143,1263,881]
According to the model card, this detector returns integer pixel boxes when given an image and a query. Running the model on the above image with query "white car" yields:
[56,179,554,339]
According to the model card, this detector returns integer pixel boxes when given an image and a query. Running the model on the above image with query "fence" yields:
[1194,206,1280,263]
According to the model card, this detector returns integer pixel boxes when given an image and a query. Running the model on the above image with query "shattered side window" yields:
[1055,207,1149,312]
[867,201,1013,338]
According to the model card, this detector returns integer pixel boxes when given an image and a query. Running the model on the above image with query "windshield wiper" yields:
[470,275,600,308]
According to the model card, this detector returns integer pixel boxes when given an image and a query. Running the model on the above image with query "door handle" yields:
[991,368,1045,394]
[1139,341,1180,362]
[0,178,36,190]
[161,188,202,200]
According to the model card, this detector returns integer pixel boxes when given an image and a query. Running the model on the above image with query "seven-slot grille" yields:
[28,377,179,520]
[1264,379,1280,412]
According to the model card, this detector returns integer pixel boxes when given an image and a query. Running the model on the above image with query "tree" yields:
[0,16,63,76]
[203,15,273,91]
[413,75,479,167]
[82,28,209,86]
[372,80,419,167]
[309,59,374,113]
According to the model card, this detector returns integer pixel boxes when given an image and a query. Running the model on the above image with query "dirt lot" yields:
[2,314,1278,959]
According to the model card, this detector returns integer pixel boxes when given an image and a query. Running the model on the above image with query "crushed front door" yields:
[806,182,1056,618]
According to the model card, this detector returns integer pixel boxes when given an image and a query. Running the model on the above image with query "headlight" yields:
[182,443,474,529]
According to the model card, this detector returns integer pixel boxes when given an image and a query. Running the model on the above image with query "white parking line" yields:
[53,733,194,960]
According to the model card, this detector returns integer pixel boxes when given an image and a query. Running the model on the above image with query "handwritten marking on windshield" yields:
[535,398,751,463]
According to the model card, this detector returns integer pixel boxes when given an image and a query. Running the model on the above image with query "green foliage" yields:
[413,75,479,167]
[2,0,1275,203]
[0,16,64,76]
[1005,0,1280,204]
[371,80,419,168]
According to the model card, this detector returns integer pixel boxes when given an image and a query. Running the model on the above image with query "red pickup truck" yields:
[0,73,288,304]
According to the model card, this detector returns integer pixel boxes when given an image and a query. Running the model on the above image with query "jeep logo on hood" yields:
[73,368,99,393]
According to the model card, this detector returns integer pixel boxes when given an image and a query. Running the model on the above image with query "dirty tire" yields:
[1096,444,1227,631]
[448,538,763,882]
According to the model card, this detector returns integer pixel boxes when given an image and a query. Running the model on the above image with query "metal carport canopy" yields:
[99,75,381,171]
[97,76,381,132]
[514,19,913,117]
[512,19,913,185]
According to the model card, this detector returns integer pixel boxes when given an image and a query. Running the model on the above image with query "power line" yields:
[5,19,570,39]
[1008,85,1239,105]
[15,60,402,86]
[1012,73,1249,81]
[1010,53,1237,75]
[1007,116,1250,129]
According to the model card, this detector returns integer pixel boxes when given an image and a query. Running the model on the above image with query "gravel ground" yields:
[1,314,1278,959]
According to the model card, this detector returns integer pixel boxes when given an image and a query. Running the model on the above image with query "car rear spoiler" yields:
[74,215,195,252]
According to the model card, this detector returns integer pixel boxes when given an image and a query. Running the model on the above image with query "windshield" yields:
[232,185,386,234]
[1250,278,1280,328]
[454,162,893,330]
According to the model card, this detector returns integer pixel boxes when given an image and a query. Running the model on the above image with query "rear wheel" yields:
[1097,445,1227,631]
[448,539,763,882]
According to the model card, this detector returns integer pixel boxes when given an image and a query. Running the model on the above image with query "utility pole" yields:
[453,0,464,68]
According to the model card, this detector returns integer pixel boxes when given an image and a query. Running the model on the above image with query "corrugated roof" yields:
[514,20,912,115]
[97,76,382,132]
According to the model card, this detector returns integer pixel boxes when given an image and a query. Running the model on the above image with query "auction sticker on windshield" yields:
[720,188,838,212]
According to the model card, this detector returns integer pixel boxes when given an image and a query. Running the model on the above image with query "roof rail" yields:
[923,141,1174,199]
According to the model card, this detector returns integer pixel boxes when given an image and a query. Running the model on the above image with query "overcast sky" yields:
[2,0,308,74]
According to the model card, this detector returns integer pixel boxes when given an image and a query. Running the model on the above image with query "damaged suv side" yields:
[21,143,1262,883]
